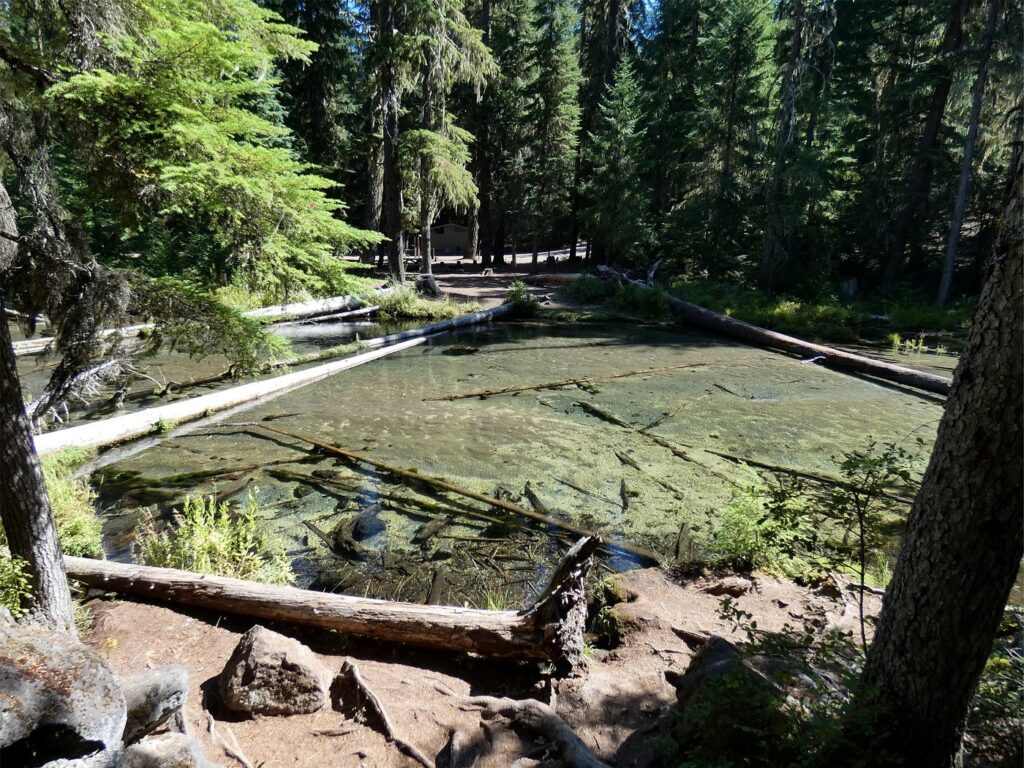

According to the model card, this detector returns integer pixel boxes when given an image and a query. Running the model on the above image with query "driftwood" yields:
[65,537,601,665]
[424,362,709,401]
[248,423,660,564]
[335,660,433,768]
[596,265,951,396]
[466,696,611,768]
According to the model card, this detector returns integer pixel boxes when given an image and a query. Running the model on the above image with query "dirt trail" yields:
[84,568,880,767]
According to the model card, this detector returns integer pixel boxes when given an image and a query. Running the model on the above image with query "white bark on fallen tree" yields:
[64,536,599,666]
[34,302,516,456]
[596,266,952,396]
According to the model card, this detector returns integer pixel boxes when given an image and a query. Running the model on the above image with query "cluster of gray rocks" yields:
[0,609,338,768]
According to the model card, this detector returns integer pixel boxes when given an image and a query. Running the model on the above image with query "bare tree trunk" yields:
[419,61,434,278]
[937,0,998,307]
[381,0,405,283]
[362,0,385,265]
[882,0,971,289]
[469,201,480,262]
[759,0,804,291]
[843,148,1022,767]
[0,297,76,636]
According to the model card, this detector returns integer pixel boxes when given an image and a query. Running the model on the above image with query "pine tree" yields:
[524,0,581,266]
[582,56,650,264]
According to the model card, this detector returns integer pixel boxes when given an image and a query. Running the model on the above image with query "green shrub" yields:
[136,493,294,585]
[967,613,1024,766]
[564,274,613,304]
[505,280,539,316]
[607,283,672,321]
[376,284,481,321]
[703,481,811,574]
[0,553,31,618]
[40,448,104,559]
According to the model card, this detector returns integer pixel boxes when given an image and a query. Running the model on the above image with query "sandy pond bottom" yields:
[91,321,943,608]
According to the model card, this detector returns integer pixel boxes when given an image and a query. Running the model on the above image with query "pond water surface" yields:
[89,321,946,608]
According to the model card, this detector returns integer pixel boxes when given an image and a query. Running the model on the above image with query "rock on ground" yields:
[0,621,126,768]
[121,665,189,744]
[123,733,222,768]
[218,626,330,716]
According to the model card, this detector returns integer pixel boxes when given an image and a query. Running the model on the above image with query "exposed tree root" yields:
[466,696,611,768]
[336,660,434,768]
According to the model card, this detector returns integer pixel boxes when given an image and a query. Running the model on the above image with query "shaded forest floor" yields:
[83,568,881,768]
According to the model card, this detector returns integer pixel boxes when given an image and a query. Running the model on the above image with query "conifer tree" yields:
[582,56,650,264]
[525,0,581,266]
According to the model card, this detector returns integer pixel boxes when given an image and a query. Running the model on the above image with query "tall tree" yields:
[840,147,1022,766]
[582,56,650,264]
[881,0,972,289]
[525,0,581,267]
[936,0,1000,307]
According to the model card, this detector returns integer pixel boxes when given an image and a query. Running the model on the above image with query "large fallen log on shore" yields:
[596,266,952,396]
[65,537,600,667]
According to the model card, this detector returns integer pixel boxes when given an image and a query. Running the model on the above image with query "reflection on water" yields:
[91,322,945,607]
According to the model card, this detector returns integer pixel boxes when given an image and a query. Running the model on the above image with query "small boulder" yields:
[121,665,189,744]
[703,576,752,597]
[0,621,126,768]
[122,733,221,768]
[218,626,329,716]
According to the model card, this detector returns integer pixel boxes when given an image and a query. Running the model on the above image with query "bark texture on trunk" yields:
[937,0,998,307]
[882,0,971,288]
[0,297,76,635]
[853,149,1022,767]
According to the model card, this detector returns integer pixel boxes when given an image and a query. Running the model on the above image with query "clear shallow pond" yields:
[19,319,417,430]
[89,321,945,607]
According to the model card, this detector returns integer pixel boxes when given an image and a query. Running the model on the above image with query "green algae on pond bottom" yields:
[90,322,942,608]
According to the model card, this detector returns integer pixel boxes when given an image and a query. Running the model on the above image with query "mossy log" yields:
[65,537,600,666]
[596,266,952,396]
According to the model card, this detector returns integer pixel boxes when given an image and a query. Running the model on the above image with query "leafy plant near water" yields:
[0,554,32,618]
[375,285,481,321]
[606,283,673,321]
[505,280,539,316]
[136,492,294,585]
[38,448,104,559]
[966,612,1024,766]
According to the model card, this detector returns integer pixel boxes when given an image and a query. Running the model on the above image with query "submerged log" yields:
[424,362,709,401]
[247,423,660,565]
[596,266,952,396]
[64,537,601,666]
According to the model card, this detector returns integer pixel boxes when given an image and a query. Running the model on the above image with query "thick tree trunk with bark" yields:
[0,299,76,635]
[882,0,971,289]
[848,149,1022,767]
[937,0,998,307]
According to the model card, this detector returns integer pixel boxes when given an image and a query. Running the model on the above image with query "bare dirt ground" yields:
[435,271,584,310]
[83,568,881,768]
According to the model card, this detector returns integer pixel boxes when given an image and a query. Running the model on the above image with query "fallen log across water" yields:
[596,266,952,396]
[423,362,709,401]
[244,422,661,565]
[65,537,601,666]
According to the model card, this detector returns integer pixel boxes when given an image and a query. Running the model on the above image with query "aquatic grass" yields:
[137,492,294,585]
[564,274,614,304]
[376,284,481,321]
[40,447,103,558]
[606,283,673,322]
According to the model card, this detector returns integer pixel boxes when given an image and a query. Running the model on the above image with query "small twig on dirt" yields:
[206,712,254,768]
[466,696,611,768]
[311,726,357,738]
[713,383,747,399]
